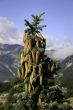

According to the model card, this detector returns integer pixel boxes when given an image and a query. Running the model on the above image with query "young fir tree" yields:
[17,12,72,110]
[4,13,72,110]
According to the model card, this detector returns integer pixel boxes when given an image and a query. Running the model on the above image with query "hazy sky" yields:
[0,0,73,41]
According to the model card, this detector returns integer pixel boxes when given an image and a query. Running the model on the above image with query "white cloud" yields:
[45,36,63,50]
[53,45,73,60]
[0,17,73,60]
[0,17,23,45]
[45,35,73,60]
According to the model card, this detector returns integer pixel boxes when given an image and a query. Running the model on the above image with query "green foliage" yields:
[37,84,72,110]
[0,77,24,93]
[10,77,24,87]
[0,81,11,93]
[61,78,73,97]
[4,82,72,110]
[24,12,46,34]
[4,83,39,110]
[0,103,4,110]
[4,83,25,110]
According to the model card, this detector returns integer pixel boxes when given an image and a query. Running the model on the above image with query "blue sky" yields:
[0,0,73,41]
[0,0,73,59]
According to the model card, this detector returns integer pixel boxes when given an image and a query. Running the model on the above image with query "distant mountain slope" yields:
[60,55,73,80]
[0,44,22,81]
[0,43,73,85]
[59,55,73,91]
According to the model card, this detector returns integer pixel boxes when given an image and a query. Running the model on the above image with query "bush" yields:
[0,81,11,93]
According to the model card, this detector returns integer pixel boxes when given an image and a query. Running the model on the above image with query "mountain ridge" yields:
[0,43,73,86]
[0,44,23,81]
